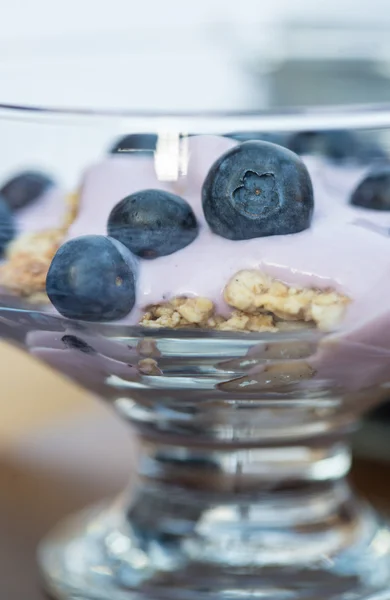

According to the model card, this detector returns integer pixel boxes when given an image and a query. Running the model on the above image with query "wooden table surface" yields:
[0,341,117,599]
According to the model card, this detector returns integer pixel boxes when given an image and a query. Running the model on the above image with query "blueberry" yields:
[46,235,137,321]
[355,140,388,165]
[286,130,356,161]
[350,165,390,210]
[286,130,386,165]
[61,334,97,354]
[0,171,54,210]
[202,141,313,240]
[0,199,15,255]
[107,189,198,259]
[109,134,158,156]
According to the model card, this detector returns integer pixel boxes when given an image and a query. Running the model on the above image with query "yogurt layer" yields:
[68,135,390,333]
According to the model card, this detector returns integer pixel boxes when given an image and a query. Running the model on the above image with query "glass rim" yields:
[3,101,390,133]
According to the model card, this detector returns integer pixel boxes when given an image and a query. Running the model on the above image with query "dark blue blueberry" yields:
[286,130,357,162]
[286,130,387,165]
[46,235,137,321]
[202,141,313,240]
[355,140,388,165]
[109,134,158,156]
[0,171,54,210]
[107,189,198,259]
[61,335,97,354]
[0,199,16,255]
[226,131,286,146]
[350,165,390,210]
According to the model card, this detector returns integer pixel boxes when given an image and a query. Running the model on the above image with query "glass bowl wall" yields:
[1,101,390,600]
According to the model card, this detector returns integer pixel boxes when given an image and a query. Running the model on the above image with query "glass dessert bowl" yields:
[3,94,390,598]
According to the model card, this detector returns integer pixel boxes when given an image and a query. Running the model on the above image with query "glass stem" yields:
[120,425,371,569]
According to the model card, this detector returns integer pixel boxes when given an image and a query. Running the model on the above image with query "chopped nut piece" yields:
[216,311,275,332]
[140,303,182,328]
[176,297,213,324]
[138,358,162,375]
[215,312,250,331]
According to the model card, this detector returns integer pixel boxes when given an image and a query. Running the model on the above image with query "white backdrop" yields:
[1,0,390,111]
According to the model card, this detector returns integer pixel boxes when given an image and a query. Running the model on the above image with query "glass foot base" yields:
[39,500,390,600]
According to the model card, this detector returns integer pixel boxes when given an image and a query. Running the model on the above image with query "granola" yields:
[140,270,350,332]
[224,270,350,331]
[0,192,79,300]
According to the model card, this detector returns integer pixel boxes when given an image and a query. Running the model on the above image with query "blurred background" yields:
[3,0,390,111]
[2,0,390,597]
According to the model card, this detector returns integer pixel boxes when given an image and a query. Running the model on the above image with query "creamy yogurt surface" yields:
[67,135,390,332]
